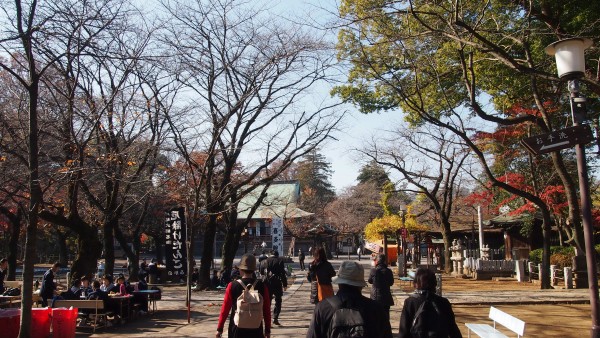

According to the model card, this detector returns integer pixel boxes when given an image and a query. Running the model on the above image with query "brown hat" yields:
[238,254,257,271]
[332,261,367,287]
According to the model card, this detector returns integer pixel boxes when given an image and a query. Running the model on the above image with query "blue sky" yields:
[266,0,404,193]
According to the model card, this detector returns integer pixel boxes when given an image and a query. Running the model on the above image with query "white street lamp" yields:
[545,38,593,79]
[546,37,599,337]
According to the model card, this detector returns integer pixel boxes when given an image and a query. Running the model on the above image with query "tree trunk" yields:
[443,233,452,274]
[221,225,243,271]
[540,211,553,289]
[104,221,116,276]
[70,226,103,281]
[198,215,218,290]
[57,231,69,266]
[19,80,41,338]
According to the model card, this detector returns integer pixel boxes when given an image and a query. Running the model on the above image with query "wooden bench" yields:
[465,306,525,338]
[53,299,109,332]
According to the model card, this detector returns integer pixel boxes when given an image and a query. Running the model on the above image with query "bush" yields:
[550,253,572,269]
[529,246,575,266]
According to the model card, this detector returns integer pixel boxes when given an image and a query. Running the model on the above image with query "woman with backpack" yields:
[368,254,395,321]
[216,254,271,338]
[398,267,462,338]
[307,247,336,304]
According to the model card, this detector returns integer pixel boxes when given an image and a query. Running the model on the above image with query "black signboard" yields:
[165,207,187,279]
[521,124,595,155]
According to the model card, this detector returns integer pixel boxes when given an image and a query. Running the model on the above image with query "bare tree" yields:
[159,0,344,288]
[360,125,471,273]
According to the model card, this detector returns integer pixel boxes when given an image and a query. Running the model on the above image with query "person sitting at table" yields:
[116,275,129,296]
[137,277,148,291]
[100,274,117,293]
[75,276,93,299]
[211,269,220,289]
[58,279,81,300]
[87,280,108,301]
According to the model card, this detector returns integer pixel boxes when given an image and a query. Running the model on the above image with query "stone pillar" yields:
[565,267,573,289]
[515,260,527,282]
[550,264,557,285]
[538,263,544,283]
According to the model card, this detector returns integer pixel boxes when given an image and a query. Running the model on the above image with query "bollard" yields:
[565,267,573,289]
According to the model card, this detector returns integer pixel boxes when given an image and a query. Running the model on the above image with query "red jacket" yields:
[217,277,271,337]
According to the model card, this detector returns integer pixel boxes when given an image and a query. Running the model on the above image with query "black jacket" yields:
[265,256,288,288]
[368,263,395,307]
[307,261,335,285]
[306,288,393,338]
[399,290,462,338]
[40,269,56,299]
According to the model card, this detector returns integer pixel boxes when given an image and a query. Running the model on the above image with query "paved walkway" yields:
[76,259,593,337]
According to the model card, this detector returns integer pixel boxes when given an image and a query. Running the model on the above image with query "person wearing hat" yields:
[265,249,288,325]
[306,261,393,338]
[399,267,462,338]
[368,254,395,321]
[216,254,271,338]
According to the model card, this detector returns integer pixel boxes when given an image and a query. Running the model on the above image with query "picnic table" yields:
[133,289,160,313]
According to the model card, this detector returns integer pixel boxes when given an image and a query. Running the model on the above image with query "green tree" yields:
[357,160,390,188]
[334,0,600,289]
[297,149,336,216]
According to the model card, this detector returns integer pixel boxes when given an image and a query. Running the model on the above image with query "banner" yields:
[165,207,187,279]
[271,217,284,254]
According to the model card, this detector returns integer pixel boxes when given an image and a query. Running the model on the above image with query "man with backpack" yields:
[216,254,271,338]
[399,267,462,338]
[306,260,392,338]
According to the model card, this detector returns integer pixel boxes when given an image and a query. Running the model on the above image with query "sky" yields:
[268,0,405,193]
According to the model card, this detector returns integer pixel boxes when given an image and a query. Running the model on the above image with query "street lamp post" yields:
[546,37,600,337]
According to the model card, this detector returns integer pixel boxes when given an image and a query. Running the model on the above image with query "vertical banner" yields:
[165,207,187,279]
[271,217,284,254]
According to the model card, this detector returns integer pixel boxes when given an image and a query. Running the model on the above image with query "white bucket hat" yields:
[332,261,367,287]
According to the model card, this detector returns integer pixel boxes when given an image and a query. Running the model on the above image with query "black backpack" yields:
[410,293,447,338]
[326,296,366,338]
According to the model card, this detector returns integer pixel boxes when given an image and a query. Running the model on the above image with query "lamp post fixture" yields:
[546,37,600,337]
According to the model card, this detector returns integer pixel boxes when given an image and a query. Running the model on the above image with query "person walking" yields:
[0,258,8,293]
[216,254,271,338]
[298,249,306,271]
[399,267,462,338]
[368,254,395,322]
[306,260,393,338]
[265,250,287,325]
[40,262,61,307]
[307,247,336,304]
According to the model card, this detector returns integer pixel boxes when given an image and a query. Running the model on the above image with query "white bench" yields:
[465,306,525,338]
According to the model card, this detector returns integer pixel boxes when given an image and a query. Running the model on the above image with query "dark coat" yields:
[307,260,336,285]
[368,263,395,307]
[399,290,462,338]
[40,269,56,300]
[265,256,288,291]
[305,288,393,338]
[0,267,6,292]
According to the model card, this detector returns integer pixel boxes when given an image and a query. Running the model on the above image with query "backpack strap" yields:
[237,279,248,289]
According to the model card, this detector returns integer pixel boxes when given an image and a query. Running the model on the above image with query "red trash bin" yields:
[52,307,78,338]
[0,309,21,338]
[31,307,52,338]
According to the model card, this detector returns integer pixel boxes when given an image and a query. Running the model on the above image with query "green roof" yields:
[237,181,313,220]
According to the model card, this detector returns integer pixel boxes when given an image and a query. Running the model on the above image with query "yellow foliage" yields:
[364,207,428,242]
